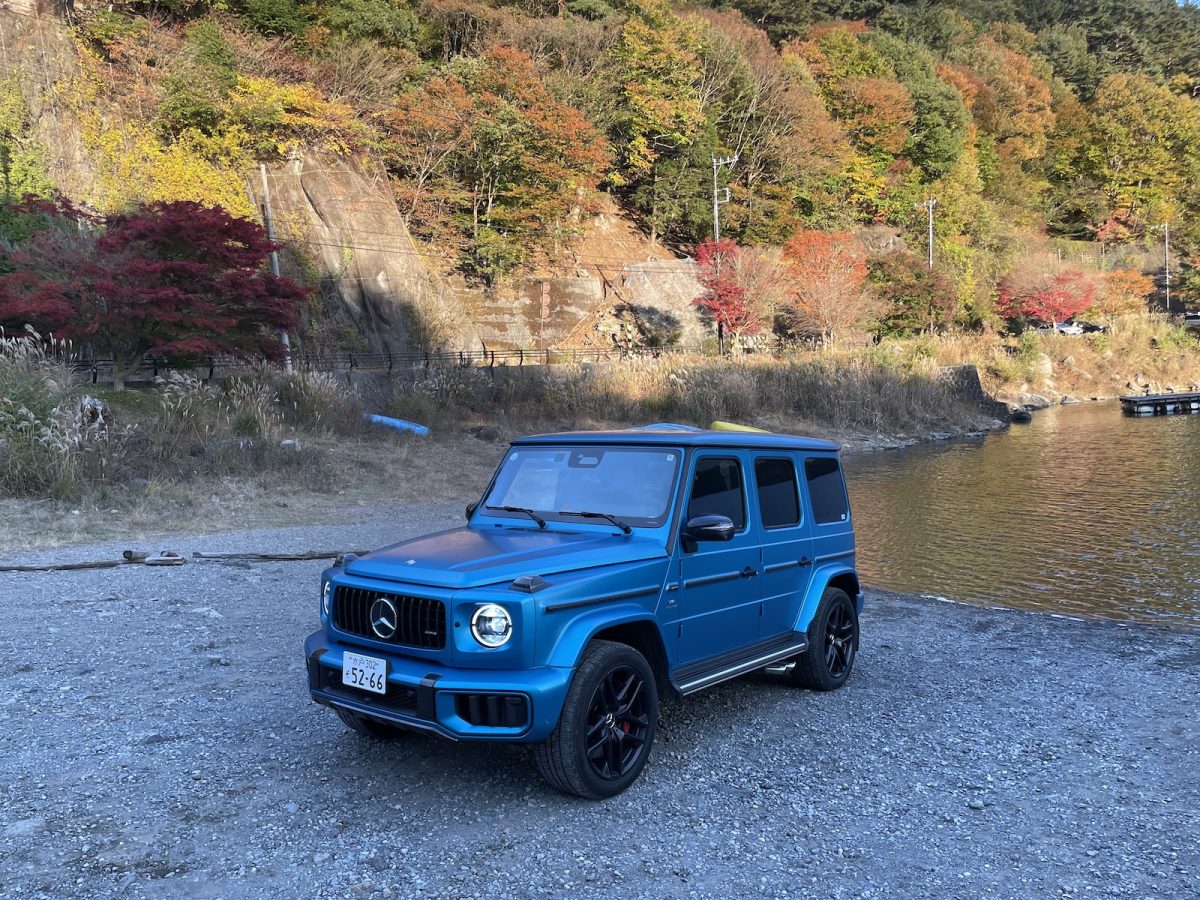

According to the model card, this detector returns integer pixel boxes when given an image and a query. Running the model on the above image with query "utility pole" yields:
[259,162,293,374]
[710,154,737,356]
[922,197,937,269]
[1164,221,1171,316]
[711,154,738,241]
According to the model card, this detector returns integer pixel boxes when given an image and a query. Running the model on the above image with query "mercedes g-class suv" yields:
[305,425,862,798]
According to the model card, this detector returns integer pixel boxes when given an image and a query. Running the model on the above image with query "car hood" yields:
[344,526,668,590]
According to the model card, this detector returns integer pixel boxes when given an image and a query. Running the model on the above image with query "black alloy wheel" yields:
[535,640,659,799]
[824,600,856,679]
[584,664,652,781]
[791,587,859,691]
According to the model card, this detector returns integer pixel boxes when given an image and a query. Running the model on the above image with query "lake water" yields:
[844,402,1200,629]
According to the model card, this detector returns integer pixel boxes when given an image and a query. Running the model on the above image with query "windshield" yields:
[483,446,681,528]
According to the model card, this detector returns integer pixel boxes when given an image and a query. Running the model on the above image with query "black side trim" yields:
[815,550,855,563]
[684,570,742,589]
[673,634,794,684]
[763,560,798,574]
[545,585,660,613]
[673,634,809,695]
[418,673,441,720]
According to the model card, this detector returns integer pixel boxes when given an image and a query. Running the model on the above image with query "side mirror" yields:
[465,501,479,521]
[685,514,736,542]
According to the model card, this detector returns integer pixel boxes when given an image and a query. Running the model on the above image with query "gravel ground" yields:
[1,506,1197,899]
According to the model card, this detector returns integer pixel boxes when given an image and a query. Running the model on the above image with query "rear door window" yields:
[804,457,849,525]
[687,457,746,530]
[754,457,800,529]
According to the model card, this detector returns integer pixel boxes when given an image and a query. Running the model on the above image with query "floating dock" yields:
[1120,391,1200,416]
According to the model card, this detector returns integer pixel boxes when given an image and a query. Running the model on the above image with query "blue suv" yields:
[305,426,862,798]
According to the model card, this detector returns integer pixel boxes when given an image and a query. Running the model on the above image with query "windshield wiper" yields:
[558,510,632,535]
[485,505,547,528]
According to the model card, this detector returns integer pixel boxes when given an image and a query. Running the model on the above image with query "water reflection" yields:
[844,402,1200,628]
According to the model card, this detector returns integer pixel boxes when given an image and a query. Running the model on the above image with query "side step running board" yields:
[674,637,809,696]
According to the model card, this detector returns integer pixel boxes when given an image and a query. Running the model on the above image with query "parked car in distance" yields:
[1036,321,1084,335]
[1074,320,1109,334]
[1184,311,1200,333]
[305,425,862,798]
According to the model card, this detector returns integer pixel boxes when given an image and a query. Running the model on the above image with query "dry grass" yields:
[380,352,993,439]
[925,318,1200,400]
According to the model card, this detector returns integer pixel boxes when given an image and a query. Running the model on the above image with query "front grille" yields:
[333,586,446,650]
[454,693,529,729]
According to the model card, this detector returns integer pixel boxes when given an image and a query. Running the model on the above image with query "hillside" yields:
[1,0,1199,353]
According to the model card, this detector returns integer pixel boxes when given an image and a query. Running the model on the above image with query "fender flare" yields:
[794,564,860,633]
[544,602,667,670]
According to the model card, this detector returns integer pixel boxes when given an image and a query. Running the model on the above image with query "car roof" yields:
[512,427,841,452]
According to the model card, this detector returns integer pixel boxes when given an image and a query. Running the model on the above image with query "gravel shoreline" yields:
[1,507,1196,899]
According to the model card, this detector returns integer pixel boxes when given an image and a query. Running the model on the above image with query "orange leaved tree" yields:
[1094,269,1155,325]
[780,230,877,346]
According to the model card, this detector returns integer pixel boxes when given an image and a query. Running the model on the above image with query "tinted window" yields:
[484,447,680,527]
[755,457,800,528]
[687,458,745,530]
[805,457,849,525]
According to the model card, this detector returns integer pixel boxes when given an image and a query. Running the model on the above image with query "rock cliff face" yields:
[250,157,482,354]
[0,4,99,200]
[253,159,708,353]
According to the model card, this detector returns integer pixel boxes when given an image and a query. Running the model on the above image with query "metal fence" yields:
[69,345,689,384]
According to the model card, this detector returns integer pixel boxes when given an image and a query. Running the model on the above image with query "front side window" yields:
[687,457,746,530]
[805,457,849,525]
[755,457,800,529]
[483,446,680,528]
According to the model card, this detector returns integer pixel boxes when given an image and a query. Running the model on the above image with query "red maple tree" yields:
[692,238,765,353]
[0,198,307,385]
[996,270,1097,325]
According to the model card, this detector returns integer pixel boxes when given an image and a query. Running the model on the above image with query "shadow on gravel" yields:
[303,668,841,806]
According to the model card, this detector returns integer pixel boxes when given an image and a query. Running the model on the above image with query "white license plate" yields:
[342,652,387,695]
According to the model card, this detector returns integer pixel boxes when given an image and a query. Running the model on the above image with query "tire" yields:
[335,706,411,739]
[534,640,658,800]
[790,587,859,691]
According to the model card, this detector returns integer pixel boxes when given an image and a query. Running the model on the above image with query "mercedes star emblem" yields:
[369,597,398,639]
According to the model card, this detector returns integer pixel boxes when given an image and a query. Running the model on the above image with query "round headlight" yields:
[321,581,332,619]
[470,604,513,648]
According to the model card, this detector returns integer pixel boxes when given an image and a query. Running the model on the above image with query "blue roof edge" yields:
[511,429,841,452]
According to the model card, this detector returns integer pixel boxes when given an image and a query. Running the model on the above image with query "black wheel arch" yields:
[591,620,672,699]
[826,571,860,604]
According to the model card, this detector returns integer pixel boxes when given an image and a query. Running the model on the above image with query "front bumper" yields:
[304,630,573,742]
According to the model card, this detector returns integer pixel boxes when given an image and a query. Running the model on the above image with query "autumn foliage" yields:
[380,47,608,276]
[692,238,769,351]
[1095,269,1156,322]
[17,0,1200,342]
[781,230,877,344]
[996,270,1097,325]
[869,252,959,336]
[0,199,306,381]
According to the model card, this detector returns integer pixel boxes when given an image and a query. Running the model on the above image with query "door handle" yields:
[741,566,759,578]
[798,557,812,568]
